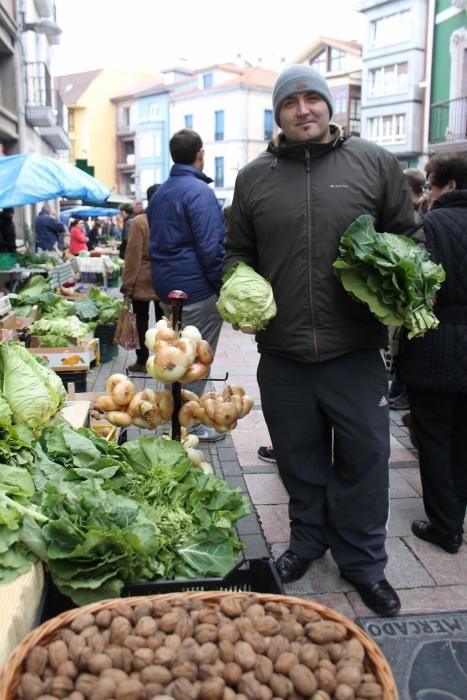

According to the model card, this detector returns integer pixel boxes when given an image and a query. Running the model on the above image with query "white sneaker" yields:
[189,424,226,442]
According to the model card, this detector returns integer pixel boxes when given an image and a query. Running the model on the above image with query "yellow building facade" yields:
[56,69,157,192]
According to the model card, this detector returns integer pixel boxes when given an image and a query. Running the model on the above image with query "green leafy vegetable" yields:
[333,215,445,339]
[29,316,90,346]
[217,261,277,333]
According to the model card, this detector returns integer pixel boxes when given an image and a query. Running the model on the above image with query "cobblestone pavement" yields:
[87,322,467,620]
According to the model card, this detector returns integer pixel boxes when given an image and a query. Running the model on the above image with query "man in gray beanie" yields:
[224,64,425,617]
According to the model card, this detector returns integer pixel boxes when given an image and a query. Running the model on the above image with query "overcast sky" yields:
[52,0,367,75]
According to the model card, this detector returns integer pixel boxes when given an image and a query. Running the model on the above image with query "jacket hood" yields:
[170,163,213,184]
[267,123,348,161]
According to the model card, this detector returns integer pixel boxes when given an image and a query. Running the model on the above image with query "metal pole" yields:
[168,290,187,441]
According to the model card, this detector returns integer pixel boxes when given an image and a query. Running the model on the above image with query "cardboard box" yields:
[28,337,100,371]
[0,311,16,331]
[15,305,39,329]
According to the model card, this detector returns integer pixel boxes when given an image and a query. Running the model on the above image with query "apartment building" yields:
[55,68,158,192]
[356,0,428,166]
[427,0,466,154]
[1,0,68,157]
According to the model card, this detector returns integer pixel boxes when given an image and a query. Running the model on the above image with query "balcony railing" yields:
[429,96,467,144]
[25,61,52,107]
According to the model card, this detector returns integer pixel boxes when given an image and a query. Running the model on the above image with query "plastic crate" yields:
[40,558,283,622]
[94,324,116,344]
[100,341,119,363]
[58,370,87,393]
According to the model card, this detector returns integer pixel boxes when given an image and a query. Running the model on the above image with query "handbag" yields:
[114,296,140,350]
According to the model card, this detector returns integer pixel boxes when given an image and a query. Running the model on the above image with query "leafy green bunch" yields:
[333,215,445,339]
[1,421,249,604]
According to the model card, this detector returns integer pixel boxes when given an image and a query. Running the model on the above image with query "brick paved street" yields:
[87,322,467,620]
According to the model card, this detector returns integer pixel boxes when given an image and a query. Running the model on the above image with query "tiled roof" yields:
[54,70,102,105]
[171,65,277,98]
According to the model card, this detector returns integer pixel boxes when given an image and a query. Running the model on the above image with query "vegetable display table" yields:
[0,562,44,667]
[75,255,114,287]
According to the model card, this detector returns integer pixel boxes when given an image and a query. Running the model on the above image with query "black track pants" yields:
[258,349,390,583]
[407,387,467,536]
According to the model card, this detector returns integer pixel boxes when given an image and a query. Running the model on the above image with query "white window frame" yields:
[149,102,160,121]
[368,62,409,97]
[370,10,410,48]
[367,114,406,144]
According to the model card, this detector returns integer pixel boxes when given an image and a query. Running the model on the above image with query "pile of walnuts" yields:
[15,594,385,700]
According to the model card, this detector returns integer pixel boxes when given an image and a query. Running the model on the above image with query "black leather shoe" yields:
[275,549,312,583]
[412,520,462,554]
[348,578,401,616]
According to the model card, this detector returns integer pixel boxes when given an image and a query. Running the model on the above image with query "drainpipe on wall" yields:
[13,0,31,247]
[422,0,436,161]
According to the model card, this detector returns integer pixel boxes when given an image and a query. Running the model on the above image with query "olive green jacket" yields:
[224,128,424,363]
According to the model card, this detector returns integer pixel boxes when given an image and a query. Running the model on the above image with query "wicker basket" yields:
[0,592,398,700]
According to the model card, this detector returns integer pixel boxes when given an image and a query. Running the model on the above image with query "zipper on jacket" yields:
[305,149,319,360]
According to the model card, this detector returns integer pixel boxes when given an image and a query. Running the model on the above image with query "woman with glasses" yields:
[398,153,467,554]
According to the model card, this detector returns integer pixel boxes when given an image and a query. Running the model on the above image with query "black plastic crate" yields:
[57,370,87,393]
[94,324,116,344]
[40,558,283,622]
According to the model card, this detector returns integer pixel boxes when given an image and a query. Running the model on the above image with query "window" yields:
[215,157,224,188]
[203,73,213,88]
[184,114,193,128]
[215,110,224,141]
[369,63,408,97]
[149,103,160,121]
[370,11,410,47]
[330,48,346,72]
[349,94,361,135]
[122,106,131,129]
[368,114,406,144]
[310,50,326,74]
[264,109,273,140]
[331,86,348,122]
[68,108,75,132]
[139,134,154,157]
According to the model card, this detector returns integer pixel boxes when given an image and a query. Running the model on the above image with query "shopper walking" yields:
[35,206,66,252]
[148,129,225,441]
[224,64,424,615]
[398,153,467,554]
[121,184,163,373]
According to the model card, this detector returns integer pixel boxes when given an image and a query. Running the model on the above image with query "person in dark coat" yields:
[0,208,17,252]
[34,206,66,251]
[398,153,467,555]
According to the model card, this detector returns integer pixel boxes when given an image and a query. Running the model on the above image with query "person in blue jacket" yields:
[34,206,66,252]
[148,128,226,441]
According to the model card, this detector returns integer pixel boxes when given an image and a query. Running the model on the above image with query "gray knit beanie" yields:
[273,64,334,127]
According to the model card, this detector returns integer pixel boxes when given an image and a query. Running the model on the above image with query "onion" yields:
[181,389,200,404]
[146,356,157,378]
[213,421,232,433]
[127,390,150,418]
[239,395,254,418]
[202,414,215,428]
[179,402,199,429]
[196,339,214,365]
[140,400,161,421]
[229,394,244,418]
[185,446,204,467]
[183,434,200,448]
[223,384,245,400]
[200,462,214,475]
[179,361,209,384]
[106,411,133,427]
[203,398,218,421]
[94,395,120,412]
[174,337,197,366]
[111,379,137,406]
[132,416,153,430]
[181,325,202,342]
[152,343,191,382]
[156,326,176,342]
[145,388,157,403]
[105,373,127,394]
[145,328,158,352]
[214,402,237,426]
[156,390,174,420]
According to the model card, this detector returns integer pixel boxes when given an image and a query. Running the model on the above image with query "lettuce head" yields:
[217,262,277,333]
